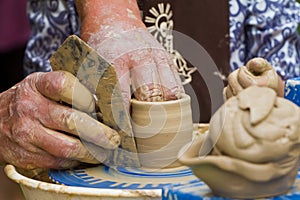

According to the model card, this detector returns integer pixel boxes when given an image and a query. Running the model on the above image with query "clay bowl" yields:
[131,94,194,169]
[178,136,299,199]
[4,165,161,200]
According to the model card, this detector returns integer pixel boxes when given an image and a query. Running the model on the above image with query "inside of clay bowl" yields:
[131,93,194,169]
[178,136,299,199]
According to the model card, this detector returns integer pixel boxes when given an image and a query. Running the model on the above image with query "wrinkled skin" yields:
[0,0,183,170]
[224,57,284,99]
[0,71,120,169]
[75,0,184,110]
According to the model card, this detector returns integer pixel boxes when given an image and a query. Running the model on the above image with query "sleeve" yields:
[230,0,300,80]
[23,0,80,76]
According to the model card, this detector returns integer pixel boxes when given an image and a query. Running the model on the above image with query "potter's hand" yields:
[0,71,120,169]
[75,0,184,110]
[225,57,284,99]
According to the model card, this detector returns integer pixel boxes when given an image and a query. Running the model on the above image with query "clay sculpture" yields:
[179,86,300,199]
[224,57,284,99]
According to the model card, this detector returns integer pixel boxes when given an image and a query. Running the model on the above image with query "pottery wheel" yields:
[49,124,208,190]
[49,165,198,189]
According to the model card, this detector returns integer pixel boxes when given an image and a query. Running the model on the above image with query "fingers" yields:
[154,50,184,100]
[25,72,121,149]
[20,152,80,170]
[89,27,184,102]
[32,126,103,164]
[130,49,184,101]
[130,57,163,101]
[35,71,95,113]
[3,124,106,169]
[5,120,101,168]
[37,100,120,149]
[2,139,79,169]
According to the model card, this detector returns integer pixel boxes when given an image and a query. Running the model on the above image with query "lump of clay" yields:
[179,86,300,199]
[224,57,284,99]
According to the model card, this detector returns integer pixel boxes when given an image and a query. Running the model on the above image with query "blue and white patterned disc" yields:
[49,165,198,189]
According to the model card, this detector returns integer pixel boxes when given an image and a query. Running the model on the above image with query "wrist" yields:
[75,0,145,42]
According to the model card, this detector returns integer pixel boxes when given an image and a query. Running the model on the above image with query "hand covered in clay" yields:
[74,0,184,110]
[0,71,120,169]
[224,57,284,99]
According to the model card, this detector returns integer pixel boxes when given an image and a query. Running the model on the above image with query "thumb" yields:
[35,71,95,113]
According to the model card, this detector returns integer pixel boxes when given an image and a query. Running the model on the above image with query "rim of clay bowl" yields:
[4,165,161,198]
[177,137,204,165]
[131,93,190,105]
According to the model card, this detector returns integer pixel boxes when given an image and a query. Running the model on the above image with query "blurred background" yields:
[0,0,29,93]
[0,0,300,200]
[0,0,29,199]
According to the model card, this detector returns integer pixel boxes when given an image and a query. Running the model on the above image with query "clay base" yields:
[192,160,298,199]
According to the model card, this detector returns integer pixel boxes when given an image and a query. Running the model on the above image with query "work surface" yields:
[162,169,300,199]
[49,164,300,200]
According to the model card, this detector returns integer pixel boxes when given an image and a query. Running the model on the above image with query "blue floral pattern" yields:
[24,0,79,75]
[230,0,300,80]
[24,0,300,80]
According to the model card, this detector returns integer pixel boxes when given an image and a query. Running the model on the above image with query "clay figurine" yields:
[224,57,284,99]
[179,86,300,199]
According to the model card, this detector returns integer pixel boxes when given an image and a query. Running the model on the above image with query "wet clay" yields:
[179,86,300,199]
[131,94,194,169]
[224,57,283,99]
